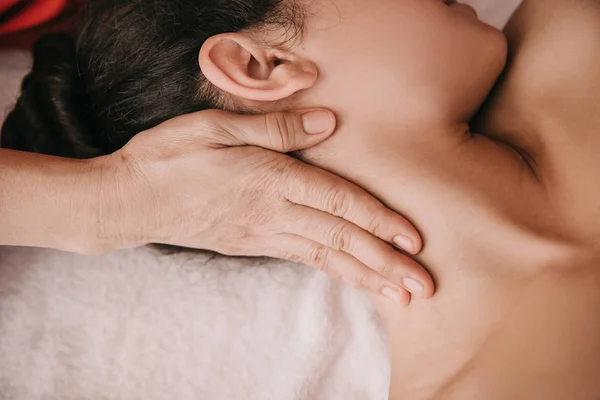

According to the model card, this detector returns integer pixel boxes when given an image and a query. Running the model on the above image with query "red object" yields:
[0,0,22,15]
[0,0,84,48]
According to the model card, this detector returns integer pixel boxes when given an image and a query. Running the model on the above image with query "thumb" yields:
[210,109,337,152]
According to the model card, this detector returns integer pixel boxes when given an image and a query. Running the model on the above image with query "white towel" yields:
[0,2,522,399]
[0,247,389,400]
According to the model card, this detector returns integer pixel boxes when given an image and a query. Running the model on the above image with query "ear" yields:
[199,33,318,102]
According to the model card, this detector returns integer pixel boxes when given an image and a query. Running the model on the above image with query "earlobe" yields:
[199,33,317,102]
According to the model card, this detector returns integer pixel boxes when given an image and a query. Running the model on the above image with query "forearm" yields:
[0,148,115,252]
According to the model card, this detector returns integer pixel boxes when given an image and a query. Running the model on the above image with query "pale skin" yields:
[0,107,435,304]
[199,0,600,397]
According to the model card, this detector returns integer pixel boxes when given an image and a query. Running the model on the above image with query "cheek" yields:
[300,20,436,111]
[298,4,506,120]
[404,19,507,96]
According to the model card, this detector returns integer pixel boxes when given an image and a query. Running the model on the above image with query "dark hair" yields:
[1,0,304,158]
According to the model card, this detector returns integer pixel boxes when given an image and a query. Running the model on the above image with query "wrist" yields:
[64,155,123,254]
[78,155,119,253]
[90,150,160,252]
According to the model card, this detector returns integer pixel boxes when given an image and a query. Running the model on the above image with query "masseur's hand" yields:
[104,109,433,303]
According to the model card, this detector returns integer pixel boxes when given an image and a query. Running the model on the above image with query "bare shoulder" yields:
[506,0,600,41]
[503,0,600,127]
[477,0,600,242]
[477,0,600,153]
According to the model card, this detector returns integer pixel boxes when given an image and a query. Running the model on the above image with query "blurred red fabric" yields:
[0,0,84,48]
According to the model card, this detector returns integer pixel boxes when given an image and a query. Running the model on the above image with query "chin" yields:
[479,21,509,74]
[483,31,508,99]
[452,38,508,122]
[470,26,508,100]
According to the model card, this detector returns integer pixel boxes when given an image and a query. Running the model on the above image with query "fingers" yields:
[282,164,423,255]
[284,204,433,298]
[196,109,336,151]
[269,233,412,306]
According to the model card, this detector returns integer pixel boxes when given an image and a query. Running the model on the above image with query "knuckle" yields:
[288,254,305,264]
[278,162,310,197]
[365,206,388,237]
[375,248,397,273]
[379,264,392,278]
[326,186,353,217]
[328,223,354,252]
[308,244,332,272]
[268,157,299,183]
[356,272,369,289]
[279,251,304,264]
[265,112,295,152]
[248,157,289,195]
[367,217,384,239]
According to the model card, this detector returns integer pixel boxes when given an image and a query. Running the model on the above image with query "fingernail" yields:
[393,235,417,254]
[381,286,404,305]
[401,278,423,295]
[301,110,334,135]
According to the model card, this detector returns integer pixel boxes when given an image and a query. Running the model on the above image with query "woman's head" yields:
[1,0,506,157]
[202,0,507,128]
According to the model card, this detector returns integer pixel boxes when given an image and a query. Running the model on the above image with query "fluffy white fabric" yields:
[0,2,522,399]
[0,249,389,399]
